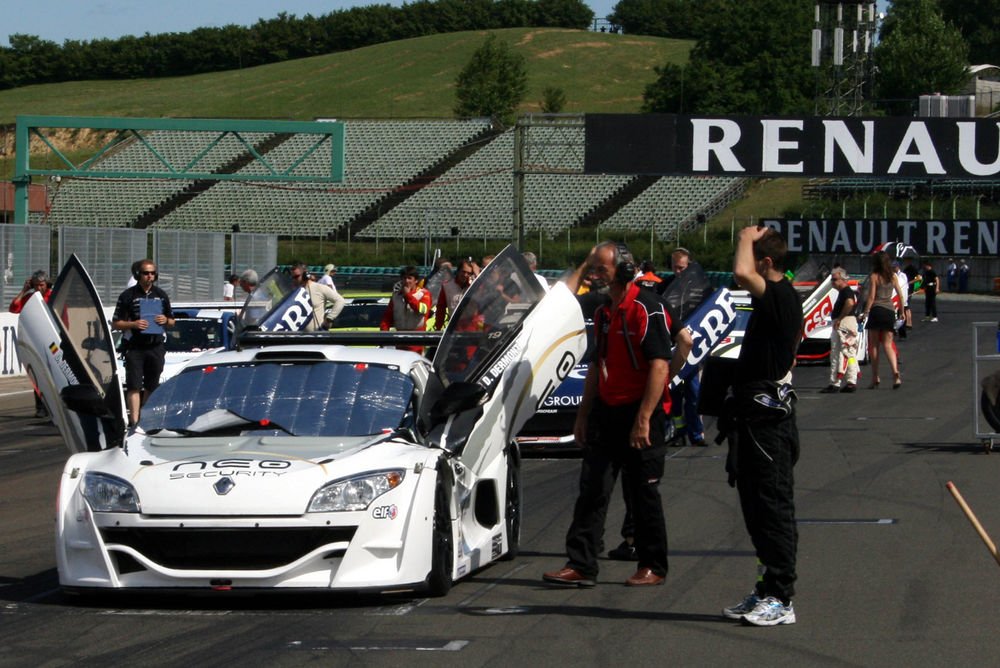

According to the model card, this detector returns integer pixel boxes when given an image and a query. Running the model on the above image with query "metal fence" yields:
[153,229,225,302]
[0,224,52,306]
[58,226,148,305]
[232,232,278,281]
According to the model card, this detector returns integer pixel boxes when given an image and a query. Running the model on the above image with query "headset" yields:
[613,242,636,285]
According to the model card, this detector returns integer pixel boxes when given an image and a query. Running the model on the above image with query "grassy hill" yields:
[0,28,692,124]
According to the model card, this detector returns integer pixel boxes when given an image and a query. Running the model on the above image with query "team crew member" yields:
[433,258,477,330]
[821,267,859,393]
[543,242,673,588]
[381,266,433,353]
[724,225,801,626]
[10,270,53,417]
[112,259,174,427]
[289,261,345,331]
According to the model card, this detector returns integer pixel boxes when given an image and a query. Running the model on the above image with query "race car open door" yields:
[233,267,317,343]
[427,246,587,473]
[16,254,127,453]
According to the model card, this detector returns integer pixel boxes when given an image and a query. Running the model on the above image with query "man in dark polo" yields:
[112,259,174,427]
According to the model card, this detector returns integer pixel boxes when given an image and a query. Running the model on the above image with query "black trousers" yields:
[924,287,937,318]
[565,400,668,578]
[736,416,800,603]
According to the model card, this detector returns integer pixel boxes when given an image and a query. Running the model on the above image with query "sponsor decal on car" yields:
[169,458,293,480]
[491,533,503,559]
[372,504,398,520]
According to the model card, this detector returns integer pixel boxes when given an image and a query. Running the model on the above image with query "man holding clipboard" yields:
[112,259,174,427]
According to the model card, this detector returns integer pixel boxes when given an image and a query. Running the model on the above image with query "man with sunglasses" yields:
[289,261,345,331]
[112,259,174,427]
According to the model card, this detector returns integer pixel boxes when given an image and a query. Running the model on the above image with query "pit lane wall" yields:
[0,312,24,376]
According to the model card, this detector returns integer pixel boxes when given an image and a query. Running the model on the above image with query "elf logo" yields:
[372,504,398,520]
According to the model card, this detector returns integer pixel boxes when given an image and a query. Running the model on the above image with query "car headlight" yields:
[82,472,141,513]
[308,470,405,512]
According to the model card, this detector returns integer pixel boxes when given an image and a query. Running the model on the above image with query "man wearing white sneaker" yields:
[725,225,801,626]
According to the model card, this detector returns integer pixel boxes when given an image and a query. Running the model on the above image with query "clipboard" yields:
[140,298,164,335]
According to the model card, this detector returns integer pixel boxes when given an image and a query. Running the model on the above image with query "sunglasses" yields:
[141,270,157,275]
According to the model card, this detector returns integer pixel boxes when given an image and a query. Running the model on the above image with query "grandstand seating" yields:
[42,118,745,240]
[602,176,746,238]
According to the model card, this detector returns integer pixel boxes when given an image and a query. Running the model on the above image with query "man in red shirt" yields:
[9,270,53,417]
[543,242,674,588]
[8,270,51,314]
[380,266,433,353]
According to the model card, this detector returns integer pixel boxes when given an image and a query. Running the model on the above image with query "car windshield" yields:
[140,360,414,437]
[164,318,221,352]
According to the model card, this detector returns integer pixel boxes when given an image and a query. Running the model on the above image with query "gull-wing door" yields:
[233,267,312,344]
[16,254,127,453]
[426,245,586,473]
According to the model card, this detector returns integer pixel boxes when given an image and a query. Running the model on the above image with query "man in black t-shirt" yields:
[112,259,174,427]
[723,225,801,627]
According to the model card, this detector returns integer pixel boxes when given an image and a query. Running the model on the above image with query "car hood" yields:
[85,434,434,516]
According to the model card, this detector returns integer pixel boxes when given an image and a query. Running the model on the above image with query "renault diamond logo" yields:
[214,476,236,495]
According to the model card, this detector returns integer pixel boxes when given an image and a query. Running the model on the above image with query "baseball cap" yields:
[324,263,337,274]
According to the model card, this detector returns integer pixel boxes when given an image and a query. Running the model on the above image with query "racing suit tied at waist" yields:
[716,378,797,487]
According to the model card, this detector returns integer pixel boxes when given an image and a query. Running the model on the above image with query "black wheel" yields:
[981,389,1000,433]
[500,444,522,561]
[425,471,453,596]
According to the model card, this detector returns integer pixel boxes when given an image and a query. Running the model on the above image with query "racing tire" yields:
[425,472,454,597]
[500,444,522,561]
[981,389,1000,433]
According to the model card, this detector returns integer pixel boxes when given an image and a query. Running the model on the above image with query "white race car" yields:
[17,247,585,596]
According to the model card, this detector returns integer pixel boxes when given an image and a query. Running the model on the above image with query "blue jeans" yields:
[670,373,704,442]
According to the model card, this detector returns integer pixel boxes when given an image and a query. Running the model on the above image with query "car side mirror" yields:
[60,385,109,417]
[430,381,488,423]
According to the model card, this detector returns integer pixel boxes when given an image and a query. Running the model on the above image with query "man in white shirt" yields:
[318,263,338,289]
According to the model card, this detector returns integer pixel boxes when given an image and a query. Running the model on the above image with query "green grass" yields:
[0,28,691,125]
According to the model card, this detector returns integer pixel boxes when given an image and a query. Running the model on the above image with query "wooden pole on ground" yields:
[946,481,1000,568]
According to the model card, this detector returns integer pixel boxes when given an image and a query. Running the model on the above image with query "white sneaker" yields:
[742,596,796,626]
[722,591,760,619]
[930,317,939,322]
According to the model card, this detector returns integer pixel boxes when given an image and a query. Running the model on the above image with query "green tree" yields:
[937,0,1000,65]
[454,34,528,124]
[874,0,969,115]
[532,0,593,29]
[608,0,703,38]
[642,0,814,115]
[540,86,567,113]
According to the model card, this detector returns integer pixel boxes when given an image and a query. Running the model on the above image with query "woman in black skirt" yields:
[862,251,907,389]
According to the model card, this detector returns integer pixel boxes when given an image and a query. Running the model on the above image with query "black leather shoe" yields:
[820,385,839,393]
[543,567,596,587]
[608,540,638,561]
[840,383,856,393]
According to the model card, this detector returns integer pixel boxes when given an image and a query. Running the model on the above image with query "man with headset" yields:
[112,259,174,427]
[543,241,675,588]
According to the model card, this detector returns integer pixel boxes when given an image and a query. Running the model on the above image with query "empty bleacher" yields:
[41,118,746,240]
[601,176,747,238]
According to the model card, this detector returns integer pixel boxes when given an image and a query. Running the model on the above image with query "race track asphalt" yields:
[1,291,999,667]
